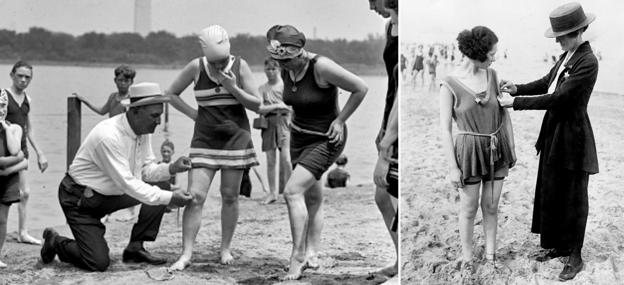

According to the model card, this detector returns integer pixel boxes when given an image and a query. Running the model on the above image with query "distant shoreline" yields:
[0,58,386,76]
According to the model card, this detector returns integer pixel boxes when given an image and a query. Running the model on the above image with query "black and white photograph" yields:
[0,0,399,284]
[400,0,624,284]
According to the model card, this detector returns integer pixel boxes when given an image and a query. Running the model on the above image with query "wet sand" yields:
[1,184,394,284]
[400,68,624,284]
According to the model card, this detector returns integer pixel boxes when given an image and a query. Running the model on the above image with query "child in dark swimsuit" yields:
[0,90,29,267]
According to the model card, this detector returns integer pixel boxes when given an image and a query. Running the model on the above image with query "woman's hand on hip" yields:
[326,119,345,144]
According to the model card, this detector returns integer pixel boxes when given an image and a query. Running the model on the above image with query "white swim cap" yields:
[198,25,231,60]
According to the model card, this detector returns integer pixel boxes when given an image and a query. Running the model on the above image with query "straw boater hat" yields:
[128,82,170,108]
[544,2,595,38]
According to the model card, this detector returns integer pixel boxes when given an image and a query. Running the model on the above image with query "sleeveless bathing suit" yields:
[189,56,258,169]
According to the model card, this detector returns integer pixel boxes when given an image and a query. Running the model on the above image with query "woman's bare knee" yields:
[221,191,239,205]
[481,201,499,216]
[190,190,208,205]
[460,202,479,219]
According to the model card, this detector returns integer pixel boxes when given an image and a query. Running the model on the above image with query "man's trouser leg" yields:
[54,174,166,271]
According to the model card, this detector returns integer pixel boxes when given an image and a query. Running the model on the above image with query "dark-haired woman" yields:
[439,26,516,278]
[266,24,367,280]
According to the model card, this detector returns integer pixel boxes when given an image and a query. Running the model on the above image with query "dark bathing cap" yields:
[266,25,306,48]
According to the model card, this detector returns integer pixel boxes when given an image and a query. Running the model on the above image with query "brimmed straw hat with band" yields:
[128,82,170,108]
[544,2,595,38]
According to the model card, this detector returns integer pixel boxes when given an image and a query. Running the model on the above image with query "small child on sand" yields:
[0,90,29,267]
[149,140,179,191]
[326,154,350,188]
[147,140,180,214]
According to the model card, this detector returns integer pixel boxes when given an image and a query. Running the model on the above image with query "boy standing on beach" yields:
[257,58,292,204]
[74,65,135,117]
[4,61,47,245]
[0,90,29,267]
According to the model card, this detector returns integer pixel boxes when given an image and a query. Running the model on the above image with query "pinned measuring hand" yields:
[169,189,193,207]
[169,156,192,174]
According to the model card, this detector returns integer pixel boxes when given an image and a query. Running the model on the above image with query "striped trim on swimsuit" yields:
[189,148,257,168]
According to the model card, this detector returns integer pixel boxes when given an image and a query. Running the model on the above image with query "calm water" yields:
[1,63,387,231]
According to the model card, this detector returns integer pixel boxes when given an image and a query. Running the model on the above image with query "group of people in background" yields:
[0,0,400,283]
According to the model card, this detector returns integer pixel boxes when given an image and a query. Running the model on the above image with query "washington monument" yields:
[134,0,151,36]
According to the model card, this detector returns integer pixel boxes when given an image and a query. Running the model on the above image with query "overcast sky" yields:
[401,0,623,61]
[0,0,387,40]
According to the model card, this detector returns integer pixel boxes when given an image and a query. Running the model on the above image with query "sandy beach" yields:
[400,63,624,284]
[0,183,394,284]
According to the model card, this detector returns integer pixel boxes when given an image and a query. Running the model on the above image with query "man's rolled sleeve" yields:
[141,136,172,183]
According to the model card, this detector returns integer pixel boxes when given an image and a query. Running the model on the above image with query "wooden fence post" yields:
[67,97,81,170]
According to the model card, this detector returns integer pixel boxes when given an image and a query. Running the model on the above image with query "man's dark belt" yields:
[62,173,95,198]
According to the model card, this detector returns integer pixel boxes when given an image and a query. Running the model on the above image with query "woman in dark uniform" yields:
[266,25,368,280]
[499,3,598,281]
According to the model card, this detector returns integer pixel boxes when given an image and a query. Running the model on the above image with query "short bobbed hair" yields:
[457,26,498,62]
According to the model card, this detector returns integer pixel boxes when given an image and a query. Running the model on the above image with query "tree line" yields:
[0,27,386,67]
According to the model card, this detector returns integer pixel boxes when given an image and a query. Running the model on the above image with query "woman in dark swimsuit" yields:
[369,0,399,282]
[266,25,368,280]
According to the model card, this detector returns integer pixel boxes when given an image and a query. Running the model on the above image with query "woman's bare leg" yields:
[303,181,323,269]
[263,149,278,204]
[278,147,292,195]
[370,185,398,277]
[17,170,40,245]
[169,168,216,271]
[459,183,481,262]
[0,204,11,267]
[219,169,243,264]
[281,167,317,280]
[480,178,504,260]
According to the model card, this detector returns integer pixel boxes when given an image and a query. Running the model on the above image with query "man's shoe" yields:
[532,248,570,262]
[41,228,59,264]
[122,248,167,265]
[559,260,583,281]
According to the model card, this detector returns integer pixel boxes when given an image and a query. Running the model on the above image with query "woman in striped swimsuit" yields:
[266,25,368,281]
[166,25,272,270]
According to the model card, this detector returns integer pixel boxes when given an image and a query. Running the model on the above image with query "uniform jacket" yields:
[512,41,598,174]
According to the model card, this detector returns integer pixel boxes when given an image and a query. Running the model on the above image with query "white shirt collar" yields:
[119,113,138,139]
